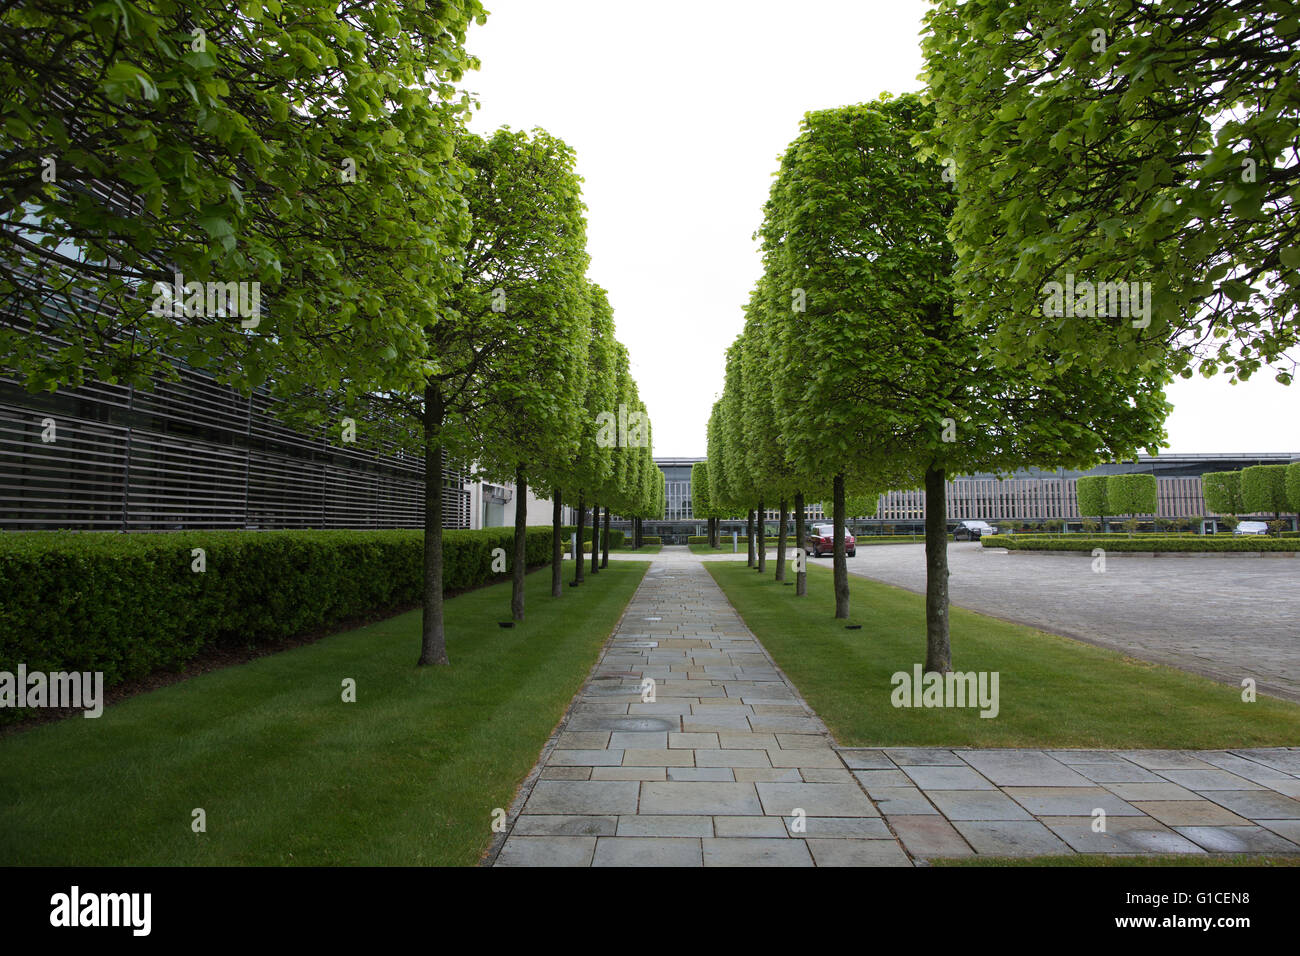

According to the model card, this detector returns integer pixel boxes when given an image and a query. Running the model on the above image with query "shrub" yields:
[1080,519,1100,533]
[641,535,662,545]
[1288,463,1300,515]
[0,528,551,717]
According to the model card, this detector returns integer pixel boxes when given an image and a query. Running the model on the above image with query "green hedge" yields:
[0,528,552,711]
[641,535,662,545]
[982,535,1300,553]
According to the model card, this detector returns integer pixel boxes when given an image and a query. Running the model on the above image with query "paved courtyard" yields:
[489,549,1300,866]
[824,542,1300,702]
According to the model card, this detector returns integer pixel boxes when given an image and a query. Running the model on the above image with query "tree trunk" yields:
[833,474,849,619]
[795,493,807,597]
[418,383,449,666]
[551,490,563,598]
[776,500,788,581]
[511,466,527,621]
[746,509,755,567]
[590,502,599,575]
[602,506,611,567]
[924,464,952,673]
[756,500,766,572]
[710,517,718,549]
[574,494,586,585]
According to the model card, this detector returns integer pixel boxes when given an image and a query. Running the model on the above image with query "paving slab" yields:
[713,816,789,838]
[1099,782,1200,801]
[887,815,974,859]
[837,749,895,770]
[1155,769,1266,791]
[953,821,1072,857]
[616,815,713,837]
[928,790,1034,821]
[510,815,617,837]
[523,781,641,815]
[869,787,940,816]
[755,782,879,818]
[592,837,703,867]
[1229,749,1300,774]
[702,838,815,867]
[495,836,597,867]
[1040,816,1206,855]
[806,839,913,867]
[1204,790,1300,820]
[1003,787,1144,817]
[956,750,1092,787]
[901,765,996,791]
[640,781,764,815]
[1174,826,1300,854]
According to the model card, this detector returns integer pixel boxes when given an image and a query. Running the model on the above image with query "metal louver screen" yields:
[0,371,470,532]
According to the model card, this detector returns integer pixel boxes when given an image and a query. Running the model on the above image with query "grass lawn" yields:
[705,562,1300,749]
[0,559,646,866]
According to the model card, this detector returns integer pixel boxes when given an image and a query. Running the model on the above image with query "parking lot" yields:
[835,542,1300,703]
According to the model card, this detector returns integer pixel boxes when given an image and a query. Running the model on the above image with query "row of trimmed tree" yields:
[1,2,662,667]
[704,0,1299,673]
[705,93,1169,673]
[1202,466,1300,532]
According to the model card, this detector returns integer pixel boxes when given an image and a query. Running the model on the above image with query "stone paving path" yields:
[490,548,1300,866]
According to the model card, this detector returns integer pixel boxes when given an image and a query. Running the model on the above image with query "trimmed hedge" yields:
[982,534,1300,553]
[641,535,662,545]
[0,528,552,707]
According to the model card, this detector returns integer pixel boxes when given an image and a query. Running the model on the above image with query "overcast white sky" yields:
[463,0,1298,458]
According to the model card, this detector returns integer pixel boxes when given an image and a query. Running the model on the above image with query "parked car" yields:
[1233,521,1269,536]
[953,520,997,541]
[806,524,856,557]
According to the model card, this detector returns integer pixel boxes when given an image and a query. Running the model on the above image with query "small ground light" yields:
[498,622,515,628]
[845,624,862,630]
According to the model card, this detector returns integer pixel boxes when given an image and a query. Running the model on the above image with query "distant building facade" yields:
[624,454,1299,543]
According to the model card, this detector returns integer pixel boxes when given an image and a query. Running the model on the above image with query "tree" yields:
[691,461,719,548]
[821,493,880,524]
[467,129,592,621]
[1241,464,1291,527]
[2,0,483,405]
[1076,476,1112,531]
[1201,470,1245,521]
[1287,464,1300,517]
[1106,474,1158,528]
[719,339,759,567]
[567,284,619,587]
[759,94,1168,666]
[920,0,1300,385]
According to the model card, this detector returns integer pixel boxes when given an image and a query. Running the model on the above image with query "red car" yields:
[805,524,856,558]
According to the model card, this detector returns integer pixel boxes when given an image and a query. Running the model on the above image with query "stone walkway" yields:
[489,548,1300,865]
